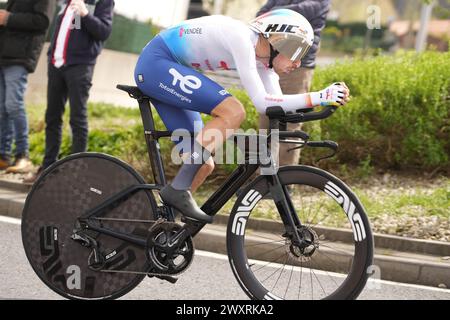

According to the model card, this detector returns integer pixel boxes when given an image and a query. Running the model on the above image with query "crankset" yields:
[70,217,195,284]
[146,219,195,276]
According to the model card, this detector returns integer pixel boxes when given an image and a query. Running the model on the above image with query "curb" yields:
[0,179,449,289]
[0,179,31,194]
[0,188,27,219]
[213,215,450,257]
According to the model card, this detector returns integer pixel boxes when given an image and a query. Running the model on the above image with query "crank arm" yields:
[99,269,178,284]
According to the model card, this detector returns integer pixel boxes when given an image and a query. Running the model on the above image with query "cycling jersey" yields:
[134,15,315,134]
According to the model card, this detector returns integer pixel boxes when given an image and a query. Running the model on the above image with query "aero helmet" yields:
[249,9,314,62]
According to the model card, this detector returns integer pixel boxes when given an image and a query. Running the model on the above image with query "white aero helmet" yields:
[249,9,314,62]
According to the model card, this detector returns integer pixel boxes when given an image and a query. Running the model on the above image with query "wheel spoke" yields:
[319,243,354,257]
[248,244,287,262]
[311,268,327,296]
[298,261,303,300]
[261,254,289,287]
[314,251,343,288]
[251,251,289,273]
[284,258,295,300]
[245,239,285,248]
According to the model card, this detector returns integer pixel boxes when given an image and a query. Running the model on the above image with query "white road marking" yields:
[195,249,450,293]
[0,215,21,225]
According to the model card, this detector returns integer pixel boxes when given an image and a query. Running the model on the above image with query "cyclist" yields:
[134,9,350,224]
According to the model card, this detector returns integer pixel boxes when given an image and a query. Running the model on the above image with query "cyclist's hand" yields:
[311,82,350,107]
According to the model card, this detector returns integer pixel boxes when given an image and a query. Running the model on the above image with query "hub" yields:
[285,226,319,262]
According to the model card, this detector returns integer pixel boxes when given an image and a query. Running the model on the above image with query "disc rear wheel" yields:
[22,153,157,300]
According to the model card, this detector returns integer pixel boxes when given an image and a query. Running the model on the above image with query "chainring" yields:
[146,220,195,276]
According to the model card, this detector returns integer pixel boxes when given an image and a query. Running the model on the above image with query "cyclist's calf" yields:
[198,97,246,154]
[191,157,215,192]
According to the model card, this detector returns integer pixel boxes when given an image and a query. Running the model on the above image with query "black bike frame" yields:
[78,93,304,247]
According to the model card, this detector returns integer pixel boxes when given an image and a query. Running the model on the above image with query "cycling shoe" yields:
[160,185,213,224]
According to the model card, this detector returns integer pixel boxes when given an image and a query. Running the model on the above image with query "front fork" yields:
[267,173,303,246]
[265,119,304,245]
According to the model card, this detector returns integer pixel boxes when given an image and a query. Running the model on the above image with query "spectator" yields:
[24,0,114,183]
[0,0,56,173]
[257,0,330,166]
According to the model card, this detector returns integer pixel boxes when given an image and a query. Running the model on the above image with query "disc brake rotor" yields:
[285,226,320,263]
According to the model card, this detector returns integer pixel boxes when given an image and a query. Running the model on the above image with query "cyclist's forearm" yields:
[252,92,317,114]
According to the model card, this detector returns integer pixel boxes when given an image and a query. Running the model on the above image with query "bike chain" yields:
[91,218,193,277]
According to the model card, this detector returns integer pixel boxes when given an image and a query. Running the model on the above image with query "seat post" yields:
[137,97,167,186]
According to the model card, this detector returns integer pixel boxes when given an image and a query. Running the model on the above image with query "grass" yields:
[355,183,450,219]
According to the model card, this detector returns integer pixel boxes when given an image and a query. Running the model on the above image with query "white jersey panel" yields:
[159,15,313,113]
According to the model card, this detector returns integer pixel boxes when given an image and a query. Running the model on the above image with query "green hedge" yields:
[311,50,450,170]
[104,14,160,54]
[321,20,391,53]
[28,51,449,182]
[44,11,158,55]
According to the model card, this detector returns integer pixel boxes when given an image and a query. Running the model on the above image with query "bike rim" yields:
[228,167,373,300]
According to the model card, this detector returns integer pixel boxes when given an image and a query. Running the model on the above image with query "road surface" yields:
[0,215,448,300]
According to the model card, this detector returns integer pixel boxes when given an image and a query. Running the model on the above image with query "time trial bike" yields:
[22,84,374,300]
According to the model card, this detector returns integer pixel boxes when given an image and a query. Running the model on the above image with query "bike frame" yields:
[77,93,304,247]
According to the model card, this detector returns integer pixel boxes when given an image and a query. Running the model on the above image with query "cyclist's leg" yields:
[158,97,245,223]
[148,100,216,222]
[151,100,214,193]
[191,157,214,192]
[134,37,243,222]
[135,35,244,156]
[197,96,246,154]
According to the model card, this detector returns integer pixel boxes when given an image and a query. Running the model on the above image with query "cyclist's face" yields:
[273,54,301,75]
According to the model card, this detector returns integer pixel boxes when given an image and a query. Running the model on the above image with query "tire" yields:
[227,166,374,300]
[22,153,158,300]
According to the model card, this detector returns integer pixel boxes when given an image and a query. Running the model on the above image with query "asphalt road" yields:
[1,215,449,300]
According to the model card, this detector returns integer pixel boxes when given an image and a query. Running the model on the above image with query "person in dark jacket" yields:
[25,0,114,183]
[0,0,55,173]
[257,0,330,166]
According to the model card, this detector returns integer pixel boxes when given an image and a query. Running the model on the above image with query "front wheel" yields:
[227,166,374,300]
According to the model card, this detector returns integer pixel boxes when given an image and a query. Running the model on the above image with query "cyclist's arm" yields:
[257,65,349,110]
[222,28,348,113]
[221,32,314,113]
[256,63,283,95]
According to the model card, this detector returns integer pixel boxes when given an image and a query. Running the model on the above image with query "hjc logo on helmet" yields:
[265,24,300,34]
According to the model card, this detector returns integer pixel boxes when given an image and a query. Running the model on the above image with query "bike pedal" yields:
[148,274,178,284]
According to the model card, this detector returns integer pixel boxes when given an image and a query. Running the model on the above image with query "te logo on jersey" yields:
[169,68,202,94]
